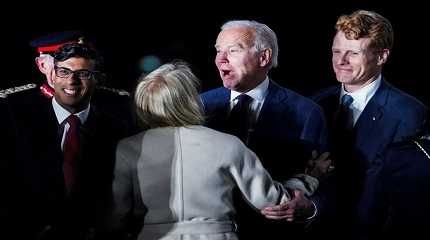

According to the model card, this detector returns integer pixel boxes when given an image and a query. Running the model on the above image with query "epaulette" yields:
[0,83,37,98]
[97,86,130,96]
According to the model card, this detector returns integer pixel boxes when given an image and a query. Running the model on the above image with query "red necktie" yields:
[63,115,81,192]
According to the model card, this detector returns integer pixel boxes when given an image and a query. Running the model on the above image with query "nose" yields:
[67,73,82,85]
[215,51,228,64]
[335,52,348,65]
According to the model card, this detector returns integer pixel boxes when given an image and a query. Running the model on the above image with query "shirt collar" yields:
[52,97,91,125]
[230,77,269,102]
[340,74,381,110]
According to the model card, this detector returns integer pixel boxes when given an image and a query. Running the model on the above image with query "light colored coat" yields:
[111,125,288,240]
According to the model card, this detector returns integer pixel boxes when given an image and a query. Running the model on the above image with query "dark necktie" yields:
[63,115,81,192]
[228,94,253,144]
[338,94,354,131]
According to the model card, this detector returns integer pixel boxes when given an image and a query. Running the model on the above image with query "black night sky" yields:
[2,1,429,104]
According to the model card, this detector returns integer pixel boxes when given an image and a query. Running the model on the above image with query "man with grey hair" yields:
[201,19,329,239]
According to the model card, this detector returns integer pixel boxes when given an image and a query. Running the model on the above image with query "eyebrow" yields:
[215,43,244,49]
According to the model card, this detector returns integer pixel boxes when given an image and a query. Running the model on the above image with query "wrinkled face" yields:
[332,31,383,92]
[52,57,97,113]
[35,54,55,87]
[215,27,264,92]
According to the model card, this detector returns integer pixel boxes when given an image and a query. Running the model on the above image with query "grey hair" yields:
[134,61,205,128]
[221,20,279,69]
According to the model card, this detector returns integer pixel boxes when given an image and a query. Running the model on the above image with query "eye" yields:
[57,67,72,77]
[229,47,240,53]
[76,70,92,79]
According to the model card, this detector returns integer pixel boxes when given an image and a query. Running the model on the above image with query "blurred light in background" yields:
[138,55,162,73]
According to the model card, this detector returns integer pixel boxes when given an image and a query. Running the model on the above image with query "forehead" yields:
[332,31,372,51]
[56,57,95,70]
[215,27,255,48]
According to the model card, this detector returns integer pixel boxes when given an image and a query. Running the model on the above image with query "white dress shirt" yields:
[52,97,90,150]
[340,75,381,126]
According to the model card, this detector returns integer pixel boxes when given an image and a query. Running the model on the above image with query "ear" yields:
[259,48,272,67]
[377,48,390,66]
[35,57,48,73]
[36,55,55,87]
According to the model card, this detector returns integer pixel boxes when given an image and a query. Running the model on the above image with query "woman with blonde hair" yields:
[110,61,290,240]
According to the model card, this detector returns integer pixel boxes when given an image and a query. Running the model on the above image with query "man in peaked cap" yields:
[30,30,86,97]
[2,42,131,240]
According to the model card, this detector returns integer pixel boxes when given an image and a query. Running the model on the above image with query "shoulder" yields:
[200,87,228,101]
[383,83,426,112]
[0,83,38,99]
[0,84,43,108]
[200,126,248,155]
[271,83,324,114]
[310,85,340,103]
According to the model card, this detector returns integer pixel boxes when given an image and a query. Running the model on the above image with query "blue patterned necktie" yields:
[339,94,354,130]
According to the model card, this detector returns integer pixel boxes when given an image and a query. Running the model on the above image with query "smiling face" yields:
[332,31,388,92]
[52,57,96,113]
[214,27,268,92]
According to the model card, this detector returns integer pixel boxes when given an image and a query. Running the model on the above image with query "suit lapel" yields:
[354,80,389,160]
[25,97,65,194]
[254,81,289,133]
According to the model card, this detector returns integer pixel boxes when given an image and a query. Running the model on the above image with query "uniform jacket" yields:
[2,87,128,240]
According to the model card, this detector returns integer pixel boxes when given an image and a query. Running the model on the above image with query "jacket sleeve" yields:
[227,138,290,210]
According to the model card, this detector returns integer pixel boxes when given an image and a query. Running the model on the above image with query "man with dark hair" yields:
[0,31,138,133]
[3,43,128,240]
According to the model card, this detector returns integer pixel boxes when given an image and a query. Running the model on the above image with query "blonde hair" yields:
[134,61,204,128]
[335,10,394,51]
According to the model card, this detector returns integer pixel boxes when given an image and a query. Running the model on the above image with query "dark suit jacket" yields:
[311,79,427,237]
[358,139,430,239]
[313,79,426,167]
[2,88,128,240]
[202,80,327,179]
[201,80,327,238]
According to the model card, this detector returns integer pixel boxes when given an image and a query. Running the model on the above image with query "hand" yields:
[306,151,331,178]
[261,190,315,222]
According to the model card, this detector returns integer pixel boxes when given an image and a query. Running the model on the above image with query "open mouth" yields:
[221,69,232,77]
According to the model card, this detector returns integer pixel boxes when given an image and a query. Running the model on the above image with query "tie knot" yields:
[236,94,252,104]
[66,115,81,128]
[341,94,353,107]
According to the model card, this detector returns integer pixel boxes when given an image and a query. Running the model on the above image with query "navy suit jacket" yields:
[312,79,426,167]
[358,139,430,239]
[201,80,328,180]
[201,80,327,238]
[311,79,427,236]
[2,88,128,239]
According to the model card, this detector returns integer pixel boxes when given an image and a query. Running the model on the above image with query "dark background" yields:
[2,1,428,104]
